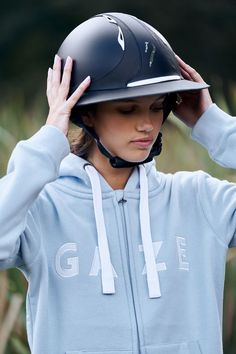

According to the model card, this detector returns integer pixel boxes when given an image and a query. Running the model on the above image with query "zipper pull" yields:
[118,197,127,204]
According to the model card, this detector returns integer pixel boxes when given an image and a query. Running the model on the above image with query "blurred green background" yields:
[0,0,236,353]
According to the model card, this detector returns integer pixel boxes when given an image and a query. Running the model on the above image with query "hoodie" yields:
[0,104,236,354]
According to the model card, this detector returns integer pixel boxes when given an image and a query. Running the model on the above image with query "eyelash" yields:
[118,106,164,114]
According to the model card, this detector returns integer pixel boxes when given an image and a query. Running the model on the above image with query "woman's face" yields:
[87,95,165,163]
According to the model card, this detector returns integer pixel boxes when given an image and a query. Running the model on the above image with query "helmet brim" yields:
[75,79,209,106]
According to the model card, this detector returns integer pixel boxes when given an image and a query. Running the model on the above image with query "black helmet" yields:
[58,12,208,106]
[57,12,209,167]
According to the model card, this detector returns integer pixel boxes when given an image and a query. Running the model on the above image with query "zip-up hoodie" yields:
[0,104,236,354]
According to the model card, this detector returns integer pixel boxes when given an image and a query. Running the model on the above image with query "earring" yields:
[176,94,183,105]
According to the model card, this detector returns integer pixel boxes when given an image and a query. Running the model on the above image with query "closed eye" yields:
[117,103,164,115]
[117,106,136,114]
[151,105,164,112]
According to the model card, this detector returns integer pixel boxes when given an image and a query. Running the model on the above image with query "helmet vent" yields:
[102,15,117,24]
[102,14,125,51]
[118,27,125,51]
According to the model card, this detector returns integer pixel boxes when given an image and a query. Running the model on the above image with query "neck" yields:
[87,145,133,190]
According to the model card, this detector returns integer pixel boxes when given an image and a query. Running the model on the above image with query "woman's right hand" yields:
[46,54,91,136]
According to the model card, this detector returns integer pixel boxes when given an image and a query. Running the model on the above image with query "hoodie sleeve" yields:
[190,104,236,247]
[195,171,236,247]
[0,125,70,269]
[191,103,236,168]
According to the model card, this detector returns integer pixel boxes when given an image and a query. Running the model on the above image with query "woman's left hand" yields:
[173,55,213,127]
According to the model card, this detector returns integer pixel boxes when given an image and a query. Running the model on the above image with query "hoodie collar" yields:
[59,153,160,192]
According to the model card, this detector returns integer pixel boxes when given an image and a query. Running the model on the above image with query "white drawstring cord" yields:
[85,163,161,298]
[139,165,161,298]
[85,165,115,294]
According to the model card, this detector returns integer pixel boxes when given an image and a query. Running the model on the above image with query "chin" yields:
[121,152,150,163]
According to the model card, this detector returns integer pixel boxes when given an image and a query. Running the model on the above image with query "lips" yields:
[131,137,154,148]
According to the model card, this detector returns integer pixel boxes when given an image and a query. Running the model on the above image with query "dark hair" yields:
[68,104,97,159]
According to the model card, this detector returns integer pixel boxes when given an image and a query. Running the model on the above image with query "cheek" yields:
[96,117,130,141]
[98,125,122,143]
[153,116,163,132]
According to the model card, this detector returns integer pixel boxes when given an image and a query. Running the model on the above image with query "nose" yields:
[136,113,154,132]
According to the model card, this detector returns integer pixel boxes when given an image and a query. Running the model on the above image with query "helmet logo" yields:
[149,44,156,67]
[144,41,156,67]
[145,41,149,53]
[102,14,125,51]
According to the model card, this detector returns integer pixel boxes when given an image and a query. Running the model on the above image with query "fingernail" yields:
[54,54,60,63]
[65,56,72,68]
[84,75,91,82]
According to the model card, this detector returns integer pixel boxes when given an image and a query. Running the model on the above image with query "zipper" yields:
[117,191,141,354]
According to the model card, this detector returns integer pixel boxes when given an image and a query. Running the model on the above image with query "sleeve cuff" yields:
[27,124,70,164]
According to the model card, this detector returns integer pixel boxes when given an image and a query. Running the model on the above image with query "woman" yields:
[0,12,234,354]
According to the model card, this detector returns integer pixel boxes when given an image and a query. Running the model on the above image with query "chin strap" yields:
[78,122,162,168]
[97,132,162,168]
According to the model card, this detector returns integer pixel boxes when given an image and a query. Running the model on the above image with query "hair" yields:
[69,128,94,159]
[68,104,97,159]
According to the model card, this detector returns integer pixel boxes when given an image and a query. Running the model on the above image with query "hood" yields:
[58,153,161,193]
[57,153,163,298]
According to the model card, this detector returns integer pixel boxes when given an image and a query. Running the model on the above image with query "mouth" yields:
[130,137,154,148]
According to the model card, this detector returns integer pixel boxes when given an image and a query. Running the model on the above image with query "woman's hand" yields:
[46,54,91,135]
[173,55,212,127]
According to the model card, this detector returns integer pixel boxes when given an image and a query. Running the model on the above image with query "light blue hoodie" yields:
[0,104,236,354]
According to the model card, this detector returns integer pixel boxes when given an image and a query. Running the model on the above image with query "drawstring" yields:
[85,163,161,298]
[139,165,161,298]
[85,165,115,294]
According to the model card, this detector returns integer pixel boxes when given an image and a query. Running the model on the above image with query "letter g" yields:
[55,243,79,277]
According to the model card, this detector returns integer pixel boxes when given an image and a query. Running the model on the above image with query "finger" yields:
[46,68,53,101]
[175,54,187,67]
[66,76,91,109]
[186,66,204,83]
[175,54,204,83]
[176,54,194,80]
[58,56,73,100]
[52,54,61,96]
[175,54,192,71]
[179,67,192,81]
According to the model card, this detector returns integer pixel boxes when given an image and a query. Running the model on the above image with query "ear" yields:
[80,111,95,127]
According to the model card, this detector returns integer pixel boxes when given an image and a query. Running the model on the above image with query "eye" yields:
[151,105,164,112]
[117,106,136,114]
